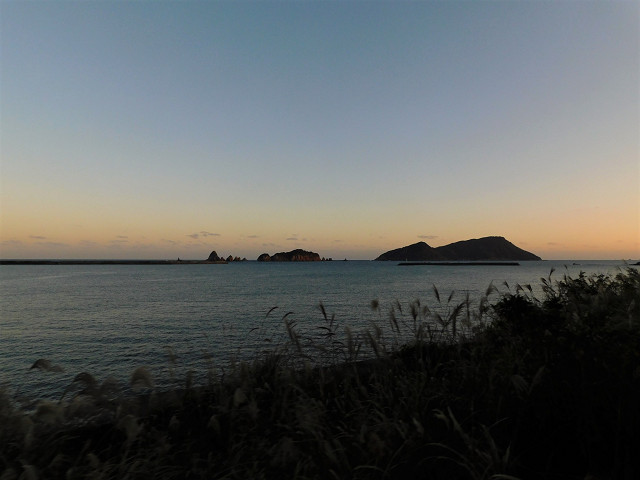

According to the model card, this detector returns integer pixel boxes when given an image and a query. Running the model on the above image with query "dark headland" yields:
[375,236,541,262]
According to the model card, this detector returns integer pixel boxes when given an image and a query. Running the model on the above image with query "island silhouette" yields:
[375,236,541,261]
[256,249,330,261]
[1,238,539,265]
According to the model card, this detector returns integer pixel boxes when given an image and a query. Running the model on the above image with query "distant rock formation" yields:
[257,249,322,262]
[207,251,222,262]
[207,251,246,262]
[375,236,541,261]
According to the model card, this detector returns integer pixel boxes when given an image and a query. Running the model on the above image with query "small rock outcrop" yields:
[207,251,222,262]
[206,251,246,263]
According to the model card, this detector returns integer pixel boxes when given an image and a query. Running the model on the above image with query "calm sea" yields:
[0,260,631,404]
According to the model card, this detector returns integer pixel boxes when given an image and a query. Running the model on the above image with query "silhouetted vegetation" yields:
[1,268,638,479]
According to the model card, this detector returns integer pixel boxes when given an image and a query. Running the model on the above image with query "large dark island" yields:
[376,236,541,262]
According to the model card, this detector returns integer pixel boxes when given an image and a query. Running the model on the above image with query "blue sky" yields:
[1,0,638,259]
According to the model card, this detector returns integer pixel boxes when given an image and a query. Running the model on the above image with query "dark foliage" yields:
[1,268,638,479]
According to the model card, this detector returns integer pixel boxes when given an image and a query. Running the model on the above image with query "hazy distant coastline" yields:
[0,259,226,265]
[0,248,327,265]
[2,240,637,265]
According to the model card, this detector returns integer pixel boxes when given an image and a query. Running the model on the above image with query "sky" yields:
[1,0,638,260]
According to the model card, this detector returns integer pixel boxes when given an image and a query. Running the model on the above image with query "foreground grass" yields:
[1,268,639,479]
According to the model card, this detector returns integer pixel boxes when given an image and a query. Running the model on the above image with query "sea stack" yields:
[207,251,222,262]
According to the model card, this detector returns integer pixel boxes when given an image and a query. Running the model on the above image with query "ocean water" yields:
[0,260,631,404]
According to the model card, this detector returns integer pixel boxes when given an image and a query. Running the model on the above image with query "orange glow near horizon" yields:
[2,160,638,260]
[1,213,638,261]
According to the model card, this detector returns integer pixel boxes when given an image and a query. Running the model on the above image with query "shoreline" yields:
[0,259,228,265]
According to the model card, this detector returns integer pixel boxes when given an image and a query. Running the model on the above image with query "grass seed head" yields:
[29,359,64,373]
[130,367,154,392]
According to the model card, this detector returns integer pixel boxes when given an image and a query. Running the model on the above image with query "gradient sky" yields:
[1,1,638,260]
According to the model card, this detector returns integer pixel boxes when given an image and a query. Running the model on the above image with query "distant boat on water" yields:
[398,261,520,266]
